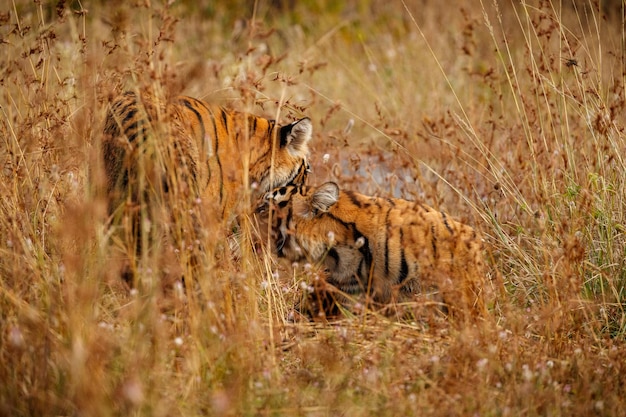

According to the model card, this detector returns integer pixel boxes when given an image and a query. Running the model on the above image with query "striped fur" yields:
[264,182,487,317]
[102,91,312,226]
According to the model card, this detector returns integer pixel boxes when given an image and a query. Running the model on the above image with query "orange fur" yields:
[103,91,312,222]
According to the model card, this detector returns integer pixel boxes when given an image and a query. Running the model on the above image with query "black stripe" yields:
[431,224,438,260]
[279,122,290,148]
[181,99,207,140]
[398,230,409,284]
[220,107,229,135]
[121,91,136,100]
[112,93,135,112]
[106,99,138,137]
[344,190,363,208]
[122,108,137,126]
[123,121,143,142]
[205,106,224,205]
[277,208,294,258]
[287,163,308,187]
[327,247,340,267]
[116,101,137,120]
[251,115,258,137]
[384,205,392,275]
[418,203,432,212]
[248,117,273,187]
[181,99,208,187]
[189,97,211,112]
[441,211,454,234]
[357,257,367,282]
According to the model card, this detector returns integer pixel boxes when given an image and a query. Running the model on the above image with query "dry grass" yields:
[1,0,625,415]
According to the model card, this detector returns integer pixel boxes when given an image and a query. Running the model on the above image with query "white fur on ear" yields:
[311,182,340,214]
[285,118,312,157]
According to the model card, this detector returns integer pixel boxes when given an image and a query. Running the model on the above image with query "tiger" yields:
[261,182,489,320]
[102,91,312,275]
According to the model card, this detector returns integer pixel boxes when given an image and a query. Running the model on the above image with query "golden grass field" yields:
[2,0,626,415]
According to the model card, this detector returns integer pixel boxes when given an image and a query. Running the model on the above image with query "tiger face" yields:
[103,91,312,223]
[264,182,488,318]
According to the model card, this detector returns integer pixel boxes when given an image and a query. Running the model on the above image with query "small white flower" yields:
[355,236,365,248]
[174,337,183,346]
[327,231,335,245]
[122,378,144,405]
[8,325,24,348]
[522,364,533,381]
[322,153,330,164]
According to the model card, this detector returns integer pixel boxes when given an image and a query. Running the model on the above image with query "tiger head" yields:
[261,182,354,265]
[249,117,313,196]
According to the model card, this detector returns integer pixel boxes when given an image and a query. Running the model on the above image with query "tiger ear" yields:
[280,118,312,157]
[310,182,339,214]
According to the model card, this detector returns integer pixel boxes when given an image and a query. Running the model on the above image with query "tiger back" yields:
[264,182,488,319]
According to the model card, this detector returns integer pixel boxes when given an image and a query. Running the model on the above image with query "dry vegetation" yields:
[1,0,626,415]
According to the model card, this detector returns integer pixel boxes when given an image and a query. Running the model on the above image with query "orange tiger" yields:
[102,91,312,273]
[263,182,488,319]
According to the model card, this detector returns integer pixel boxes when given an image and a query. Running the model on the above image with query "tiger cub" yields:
[264,182,488,319]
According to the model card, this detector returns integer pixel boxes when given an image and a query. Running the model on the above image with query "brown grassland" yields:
[1,0,626,415]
